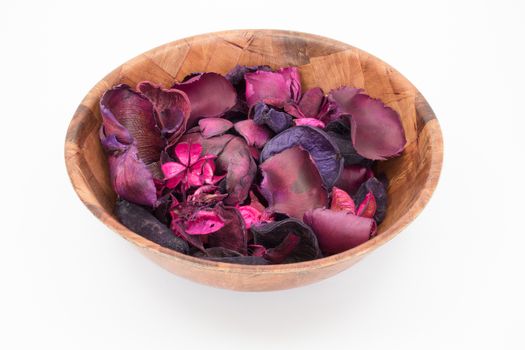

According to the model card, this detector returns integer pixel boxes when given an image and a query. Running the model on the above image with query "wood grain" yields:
[65,30,443,291]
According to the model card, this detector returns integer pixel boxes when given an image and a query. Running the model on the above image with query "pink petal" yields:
[335,165,374,195]
[244,67,301,107]
[175,142,202,166]
[356,191,377,218]
[161,162,186,189]
[238,205,263,229]
[198,118,233,138]
[327,86,363,121]
[330,187,356,213]
[293,118,326,128]
[234,119,272,148]
[298,87,325,118]
[185,210,225,235]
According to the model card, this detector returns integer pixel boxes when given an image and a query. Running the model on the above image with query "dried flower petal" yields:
[335,165,374,195]
[234,119,272,148]
[326,86,363,121]
[245,66,301,107]
[207,204,248,255]
[330,187,356,213]
[354,177,388,223]
[252,102,293,133]
[293,118,325,128]
[198,118,233,138]
[184,210,225,235]
[356,191,377,218]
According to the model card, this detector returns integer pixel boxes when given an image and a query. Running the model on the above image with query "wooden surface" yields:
[64,30,443,291]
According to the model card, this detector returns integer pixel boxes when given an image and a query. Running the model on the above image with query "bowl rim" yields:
[65,29,443,274]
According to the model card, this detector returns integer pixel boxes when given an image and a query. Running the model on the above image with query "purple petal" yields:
[303,208,376,256]
[100,84,163,165]
[251,218,322,263]
[293,118,326,128]
[260,146,328,219]
[330,187,356,213]
[136,81,191,144]
[216,137,257,205]
[325,119,370,166]
[172,73,237,126]
[234,119,272,148]
[198,118,233,138]
[334,165,374,196]
[345,94,407,160]
[326,86,363,121]
[115,200,189,253]
[252,102,293,133]
[353,177,387,223]
[207,204,248,255]
[298,87,325,118]
[245,66,301,107]
[260,126,343,189]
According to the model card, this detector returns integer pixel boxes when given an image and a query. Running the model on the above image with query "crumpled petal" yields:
[356,191,377,218]
[198,118,233,138]
[100,84,163,165]
[344,94,407,160]
[237,205,266,229]
[330,187,356,213]
[260,146,328,218]
[207,204,248,254]
[325,119,370,166]
[245,66,301,107]
[115,199,189,253]
[252,102,293,133]
[178,132,234,157]
[161,161,186,189]
[226,65,272,115]
[260,126,343,189]
[335,165,374,196]
[293,118,325,128]
[136,81,191,145]
[354,177,388,223]
[251,218,322,263]
[234,119,272,148]
[286,87,328,119]
[174,142,202,166]
[216,137,257,205]
[172,73,237,126]
[326,86,363,121]
[303,208,377,256]
[184,210,225,235]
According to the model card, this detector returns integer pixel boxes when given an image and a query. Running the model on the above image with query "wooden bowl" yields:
[65,30,443,291]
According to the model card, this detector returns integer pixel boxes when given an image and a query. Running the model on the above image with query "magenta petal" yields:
[136,81,191,144]
[234,119,272,148]
[327,86,363,121]
[245,70,289,107]
[100,84,163,165]
[172,73,237,126]
[303,208,376,256]
[237,205,262,229]
[178,132,234,157]
[345,94,407,160]
[260,146,328,219]
[108,144,157,207]
[298,87,325,118]
[356,191,377,218]
[293,118,325,128]
[174,142,202,166]
[335,165,373,195]
[277,67,302,102]
[207,204,248,254]
[330,187,356,213]
[198,118,233,138]
[161,162,186,189]
[216,137,257,205]
[185,210,225,235]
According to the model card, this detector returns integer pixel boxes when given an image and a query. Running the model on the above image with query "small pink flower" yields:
[161,142,223,190]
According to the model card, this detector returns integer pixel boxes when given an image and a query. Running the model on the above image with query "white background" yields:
[1,0,524,349]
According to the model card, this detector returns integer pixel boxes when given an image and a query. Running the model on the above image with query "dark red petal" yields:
[263,233,300,264]
[345,94,406,160]
[356,191,377,218]
[260,146,328,219]
[260,126,343,189]
[334,165,374,196]
[325,119,370,166]
[198,118,233,138]
[249,244,267,257]
[354,177,388,223]
[216,137,257,205]
[100,84,163,165]
[172,73,237,126]
[207,204,248,255]
[234,119,272,148]
[136,81,191,144]
[303,208,376,256]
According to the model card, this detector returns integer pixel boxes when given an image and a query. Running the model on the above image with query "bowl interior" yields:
[66,30,442,268]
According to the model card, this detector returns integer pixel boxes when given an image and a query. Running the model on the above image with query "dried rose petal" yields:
[354,177,387,223]
[326,86,363,121]
[207,204,248,255]
[293,118,325,128]
[179,132,234,157]
[356,191,377,218]
[172,73,237,126]
[263,233,301,264]
[325,119,370,166]
[252,102,293,133]
[330,187,356,213]
[303,208,376,256]
[249,244,267,257]
[198,118,233,138]
[260,126,343,189]
[335,165,374,195]
[245,67,301,107]
[260,146,327,219]
[234,119,272,148]
[237,205,263,229]
[184,210,225,235]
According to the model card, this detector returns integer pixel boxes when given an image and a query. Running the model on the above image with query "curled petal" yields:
[354,177,388,223]
[293,118,325,128]
[207,204,248,254]
[330,187,356,213]
[260,126,343,189]
[344,94,407,160]
[198,118,233,138]
[185,210,225,235]
[335,165,374,195]
[325,119,370,166]
[161,161,186,189]
[303,208,376,256]
[298,87,325,118]
[234,119,272,148]
[174,142,202,166]
[326,86,363,121]
[172,73,237,126]
[252,102,293,133]
[356,191,377,218]
[260,146,328,219]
